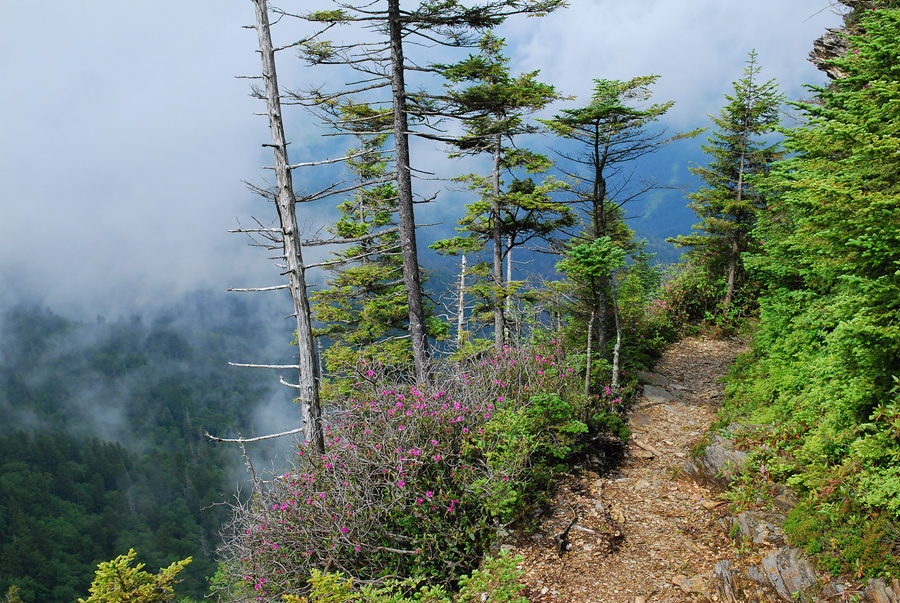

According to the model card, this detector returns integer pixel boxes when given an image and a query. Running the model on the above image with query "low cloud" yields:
[0,1,843,319]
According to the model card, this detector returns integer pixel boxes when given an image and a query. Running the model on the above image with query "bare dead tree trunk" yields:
[505,235,512,344]
[388,0,429,383]
[610,281,622,392]
[252,0,324,454]
[585,309,595,397]
[492,135,505,353]
[457,254,467,349]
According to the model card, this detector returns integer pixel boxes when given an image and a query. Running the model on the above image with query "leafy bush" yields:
[281,551,526,603]
[218,343,626,601]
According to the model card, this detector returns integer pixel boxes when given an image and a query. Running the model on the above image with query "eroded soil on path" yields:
[511,335,748,603]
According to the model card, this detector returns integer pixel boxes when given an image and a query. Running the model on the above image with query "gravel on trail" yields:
[510,335,748,603]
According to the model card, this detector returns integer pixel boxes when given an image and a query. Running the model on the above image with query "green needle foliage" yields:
[78,550,191,603]
[432,33,573,350]
[672,51,784,313]
[310,103,416,378]
[556,237,626,284]
[723,7,900,577]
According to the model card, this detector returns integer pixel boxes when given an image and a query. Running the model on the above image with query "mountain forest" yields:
[2,1,899,602]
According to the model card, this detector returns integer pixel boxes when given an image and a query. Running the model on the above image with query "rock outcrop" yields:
[685,430,900,602]
[810,27,850,79]
[682,432,749,490]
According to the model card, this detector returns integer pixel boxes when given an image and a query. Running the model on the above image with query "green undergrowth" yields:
[715,343,900,580]
[283,551,527,603]
[696,7,900,582]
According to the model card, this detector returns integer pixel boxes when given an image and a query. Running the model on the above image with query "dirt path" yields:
[511,335,748,603]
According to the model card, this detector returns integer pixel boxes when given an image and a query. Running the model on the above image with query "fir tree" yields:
[431,33,572,351]
[310,103,413,378]
[672,51,784,309]
[541,77,697,356]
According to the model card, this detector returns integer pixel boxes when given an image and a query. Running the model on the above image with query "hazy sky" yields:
[0,1,843,319]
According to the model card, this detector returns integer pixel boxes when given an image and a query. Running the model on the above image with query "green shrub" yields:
[219,343,592,601]
[282,551,526,603]
[785,501,900,579]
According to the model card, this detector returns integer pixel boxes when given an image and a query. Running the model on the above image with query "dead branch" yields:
[228,362,301,369]
[300,223,436,247]
[204,427,305,443]
[228,285,290,292]
[633,439,661,457]
[555,504,578,556]
[279,376,302,390]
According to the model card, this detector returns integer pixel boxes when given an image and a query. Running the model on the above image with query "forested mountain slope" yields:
[0,298,298,603]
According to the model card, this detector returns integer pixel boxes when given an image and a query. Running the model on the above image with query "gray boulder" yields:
[759,547,818,601]
[714,560,739,603]
[642,384,677,404]
[863,578,900,603]
[736,511,787,547]
[637,370,669,387]
[683,434,749,489]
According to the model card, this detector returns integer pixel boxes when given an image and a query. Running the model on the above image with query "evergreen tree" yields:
[310,103,410,376]
[310,103,446,379]
[78,550,191,603]
[299,0,566,381]
[541,77,697,356]
[431,33,573,351]
[672,51,784,309]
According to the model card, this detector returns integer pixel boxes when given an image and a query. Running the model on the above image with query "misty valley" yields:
[0,296,300,602]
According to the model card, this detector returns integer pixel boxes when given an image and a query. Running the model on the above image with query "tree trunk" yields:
[725,152,746,309]
[505,235,512,343]
[725,233,740,308]
[252,0,324,454]
[610,282,622,392]
[457,254,466,349]
[585,309,595,397]
[597,289,608,356]
[492,134,505,353]
[388,0,429,382]
[589,274,608,361]
[591,154,609,358]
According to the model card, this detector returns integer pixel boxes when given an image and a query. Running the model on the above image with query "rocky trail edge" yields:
[505,335,746,603]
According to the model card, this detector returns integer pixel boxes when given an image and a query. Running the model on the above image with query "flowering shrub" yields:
[217,342,622,601]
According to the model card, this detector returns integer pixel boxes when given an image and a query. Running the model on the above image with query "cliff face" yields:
[809,0,899,79]
[809,27,850,80]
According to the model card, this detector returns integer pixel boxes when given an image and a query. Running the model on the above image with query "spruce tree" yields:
[541,77,697,355]
[672,52,784,309]
[431,33,573,351]
[309,103,413,379]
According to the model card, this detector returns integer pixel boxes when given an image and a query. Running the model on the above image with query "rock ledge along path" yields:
[508,335,748,603]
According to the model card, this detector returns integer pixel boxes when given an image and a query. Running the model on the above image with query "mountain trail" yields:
[510,335,748,602]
